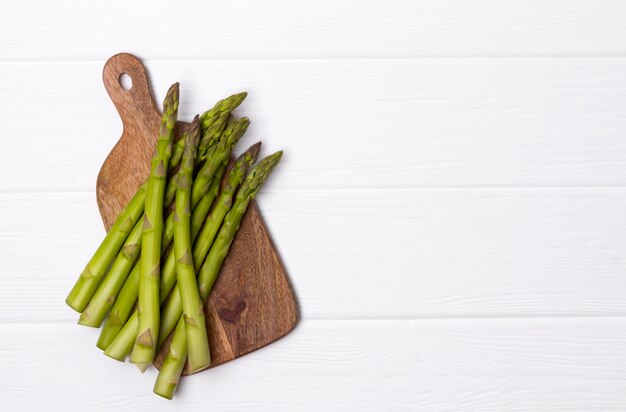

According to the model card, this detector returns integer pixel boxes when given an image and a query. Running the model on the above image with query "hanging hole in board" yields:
[119,73,132,91]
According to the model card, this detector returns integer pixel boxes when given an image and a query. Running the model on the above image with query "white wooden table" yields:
[2,1,626,410]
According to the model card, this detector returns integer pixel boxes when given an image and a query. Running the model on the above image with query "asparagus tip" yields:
[233,91,247,105]
[165,82,180,103]
[246,141,262,160]
[189,115,201,143]
[234,117,251,136]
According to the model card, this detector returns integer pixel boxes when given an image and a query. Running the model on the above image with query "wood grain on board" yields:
[98,53,297,374]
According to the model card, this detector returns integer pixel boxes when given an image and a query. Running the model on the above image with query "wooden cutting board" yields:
[97,53,297,374]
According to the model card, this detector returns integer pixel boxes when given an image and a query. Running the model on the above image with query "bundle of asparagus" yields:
[66,83,283,399]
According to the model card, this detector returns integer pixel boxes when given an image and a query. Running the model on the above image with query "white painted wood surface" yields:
[2,1,626,410]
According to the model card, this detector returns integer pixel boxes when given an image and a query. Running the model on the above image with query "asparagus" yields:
[198,92,247,157]
[191,163,230,240]
[173,115,210,373]
[158,143,261,347]
[155,151,282,398]
[103,309,139,360]
[167,112,194,173]
[153,317,187,399]
[99,164,227,354]
[65,184,147,312]
[131,83,179,372]
[96,260,139,349]
[192,117,250,206]
[199,151,284,299]
[104,120,249,360]
[169,138,186,173]
[78,219,142,327]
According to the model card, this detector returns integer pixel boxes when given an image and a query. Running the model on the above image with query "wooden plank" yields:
[1,59,626,192]
[3,189,626,322]
[2,1,626,60]
[2,319,626,410]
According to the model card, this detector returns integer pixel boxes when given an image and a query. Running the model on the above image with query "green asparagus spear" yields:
[158,143,261,347]
[65,184,147,312]
[173,115,210,372]
[198,92,247,157]
[191,164,230,240]
[78,218,142,327]
[96,260,139,349]
[153,317,187,399]
[199,151,283,299]
[192,117,250,206]
[131,83,179,372]
[103,309,138,360]
[169,137,186,172]
[154,151,282,397]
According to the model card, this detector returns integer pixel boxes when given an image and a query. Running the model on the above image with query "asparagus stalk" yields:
[198,92,247,157]
[131,83,179,372]
[78,219,142,327]
[191,163,230,240]
[154,151,282,398]
[96,260,139,349]
[169,137,186,173]
[103,309,139,360]
[65,184,147,312]
[158,144,261,347]
[199,151,284,299]
[153,317,187,399]
[192,117,250,206]
[104,120,249,359]
[99,164,227,354]
[173,115,210,372]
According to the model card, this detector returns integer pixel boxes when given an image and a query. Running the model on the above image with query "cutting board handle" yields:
[102,53,159,131]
